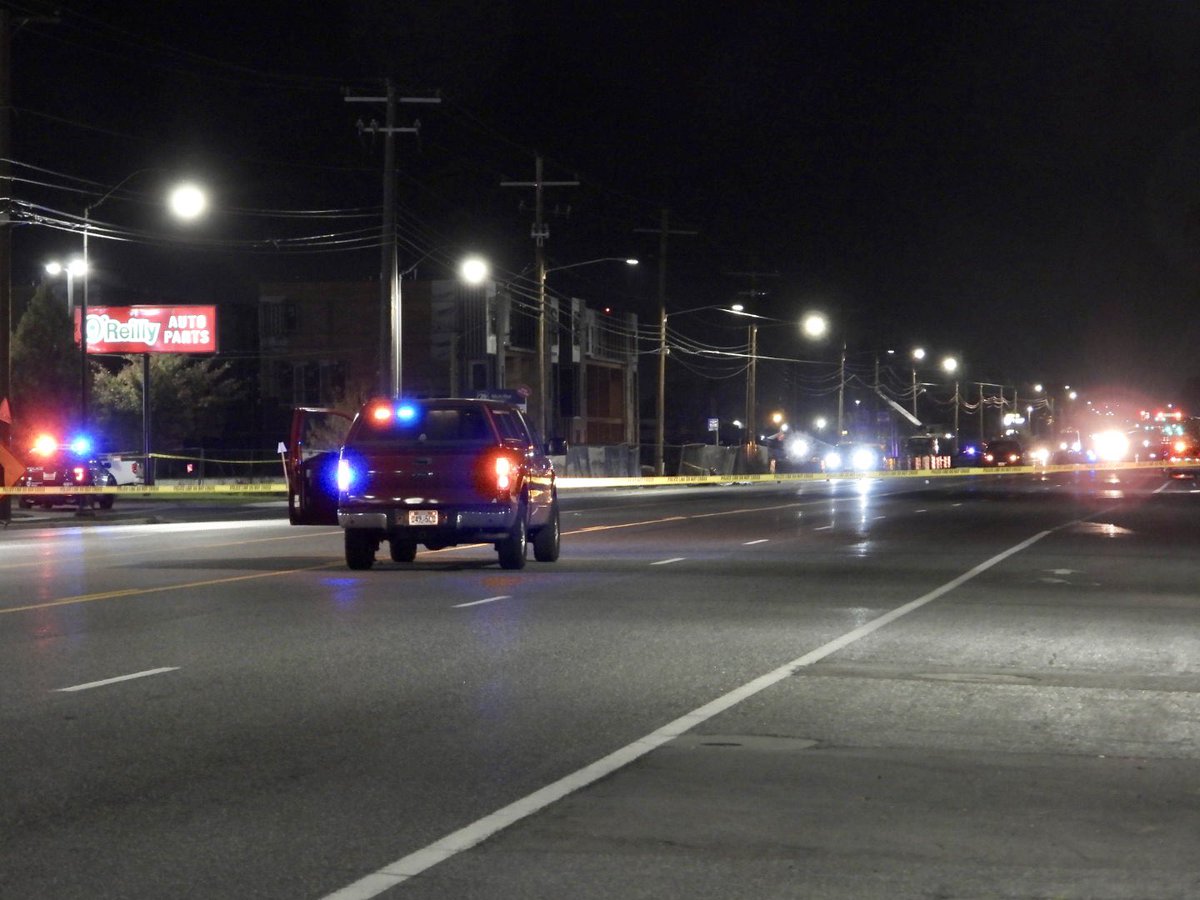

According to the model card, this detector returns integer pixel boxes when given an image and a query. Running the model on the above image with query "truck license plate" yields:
[407,510,438,526]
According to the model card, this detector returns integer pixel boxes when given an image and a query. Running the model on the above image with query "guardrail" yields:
[4,459,1197,498]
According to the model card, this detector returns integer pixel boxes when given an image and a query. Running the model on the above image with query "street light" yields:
[167,183,208,220]
[44,257,88,314]
[655,302,765,475]
[537,257,637,440]
[941,356,960,444]
[78,174,208,488]
[44,258,89,425]
[799,311,849,439]
[911,347,926,418]
[459,256,490,286]
[81,173,209,432]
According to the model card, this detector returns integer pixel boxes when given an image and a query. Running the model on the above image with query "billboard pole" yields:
[142,353,153,486]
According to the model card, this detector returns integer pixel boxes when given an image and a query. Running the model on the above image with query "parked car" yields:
[18,436,118,509]
[285,397,560,571]
[97,453,145,485]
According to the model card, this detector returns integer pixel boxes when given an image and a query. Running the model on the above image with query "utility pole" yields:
[745,324,758,446]
[0,8,9,407]
[0,8,11,522]
[636,209,697,476]
[345,83,440,396]
[837,341,847,439]
[501,156,577,439]
[979,383,985,442]
[727,269,778,452]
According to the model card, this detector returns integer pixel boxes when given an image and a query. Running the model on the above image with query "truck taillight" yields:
[477,451,521,499]
[494,455,513,492]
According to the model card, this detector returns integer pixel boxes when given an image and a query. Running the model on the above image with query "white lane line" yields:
[813,525,834,531]
[56,667,179,693]
[742,539,769,545]
[319,527,1056,900]
[452,596,511,609]
[650,557,686,566]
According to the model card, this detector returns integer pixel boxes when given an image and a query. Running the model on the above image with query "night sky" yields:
[10,1,1200,422]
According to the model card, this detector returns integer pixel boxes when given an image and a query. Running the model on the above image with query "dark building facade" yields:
[257,279,638,446]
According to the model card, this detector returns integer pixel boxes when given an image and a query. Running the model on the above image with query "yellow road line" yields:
[1,561,341,616]
[0,528,341,572]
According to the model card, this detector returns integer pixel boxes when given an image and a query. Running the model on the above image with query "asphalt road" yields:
[2,471,1198,899]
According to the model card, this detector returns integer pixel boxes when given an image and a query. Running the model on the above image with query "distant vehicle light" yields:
[32,434,58,456]
[1093,430,1130,462]
[1173,439,1188,455]
[1030,447,1050,464]
[787,438,810,460]
[68,434,93,456]
[850,446,878,471]
[396,403,418,422]
[370,403,392,422]
[823,450,843,471]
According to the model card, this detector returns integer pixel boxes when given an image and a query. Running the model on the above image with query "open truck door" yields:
[284,407,353,525]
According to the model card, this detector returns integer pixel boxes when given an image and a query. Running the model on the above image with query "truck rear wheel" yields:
[532,504,560,562]
[497,512,527,570]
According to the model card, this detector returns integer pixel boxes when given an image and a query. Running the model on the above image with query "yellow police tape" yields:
[3,459,1196,497]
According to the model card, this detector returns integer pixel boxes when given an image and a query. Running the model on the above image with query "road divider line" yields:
[650,557,685,566]
[318,527,1057,900]
[56,667,179,693]
[452,596,511,609]
[564,500,826,538]
[743,539,769,545]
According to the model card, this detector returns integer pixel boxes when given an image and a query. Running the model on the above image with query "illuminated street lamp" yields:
[941,356,961,442]
[167,182,208,220]
[44,257,88,314]
[44,258,89,425]
[800,311,849,438]
[81,174,209,432]
[910,347,926,418]
[655,302,767,475]
[459,256,490,286]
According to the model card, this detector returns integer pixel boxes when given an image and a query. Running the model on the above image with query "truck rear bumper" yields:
[339,506,516,540]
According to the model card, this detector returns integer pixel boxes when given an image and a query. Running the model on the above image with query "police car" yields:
[17,435,119,509]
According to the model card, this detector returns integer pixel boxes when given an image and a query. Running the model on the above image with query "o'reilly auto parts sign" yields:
[78,306,218,354]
